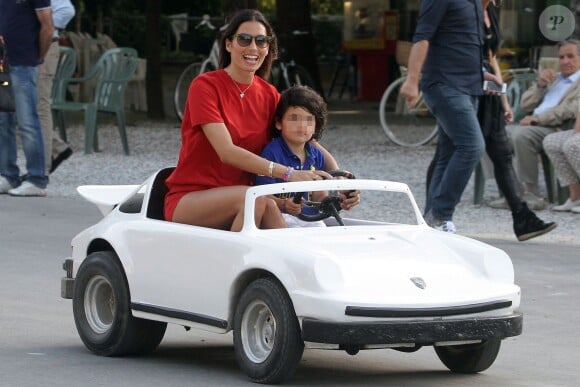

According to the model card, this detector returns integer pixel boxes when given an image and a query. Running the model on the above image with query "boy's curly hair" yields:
[272,85,327,141]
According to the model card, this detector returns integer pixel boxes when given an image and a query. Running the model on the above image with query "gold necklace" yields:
[227,71,253,98]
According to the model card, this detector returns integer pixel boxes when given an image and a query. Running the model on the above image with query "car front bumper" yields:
[301,313,522,345]
[61,259,74,299]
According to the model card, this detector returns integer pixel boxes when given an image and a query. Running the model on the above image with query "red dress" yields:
[164,69,280,220]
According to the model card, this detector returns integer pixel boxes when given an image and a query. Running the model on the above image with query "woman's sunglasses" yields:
[232,33,272,48]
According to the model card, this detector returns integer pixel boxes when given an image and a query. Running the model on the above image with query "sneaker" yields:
[424,211,456,233]
[434,220,456,233]
[50,147,73,174]
[571,206,580,214]
[513,203,557,241]
[522,191,546,211]
[487,196,509,209]
[0,176,15,194]
[552,198,580,212]
[8,181,47,197]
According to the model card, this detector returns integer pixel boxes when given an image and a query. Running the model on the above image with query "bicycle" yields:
[378,41,438,147]
[269,30,316,93]
[173,18,222,121]
[174,28,317,120]
[378,73,438,147]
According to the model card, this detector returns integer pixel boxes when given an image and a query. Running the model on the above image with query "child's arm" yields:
[311,191,329,202]
[311,140,339,170]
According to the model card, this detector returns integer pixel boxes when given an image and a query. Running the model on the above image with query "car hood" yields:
[261,225,517,307]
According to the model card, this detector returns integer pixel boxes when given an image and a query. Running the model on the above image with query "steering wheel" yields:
[292,169,356,226]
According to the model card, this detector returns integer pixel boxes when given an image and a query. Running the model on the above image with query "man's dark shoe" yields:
[50,147,73,174]
[513,203,557,242]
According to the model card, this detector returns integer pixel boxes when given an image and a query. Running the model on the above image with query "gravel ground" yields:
[25,111,579,245]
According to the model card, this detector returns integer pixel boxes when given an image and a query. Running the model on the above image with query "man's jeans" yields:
[423,83,484,220]
[0,65,47,188]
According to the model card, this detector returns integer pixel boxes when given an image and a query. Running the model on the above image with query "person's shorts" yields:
[282,213,326,228]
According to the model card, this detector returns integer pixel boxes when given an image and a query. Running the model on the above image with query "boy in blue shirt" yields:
[254,85,328,227]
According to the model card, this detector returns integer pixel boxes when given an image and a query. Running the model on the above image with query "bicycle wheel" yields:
[200,58,216,75]
[379,76,438,147]
[174,62,203,121]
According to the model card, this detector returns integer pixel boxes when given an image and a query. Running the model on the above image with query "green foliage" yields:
[258,0,276,13]
[311,0,343,14]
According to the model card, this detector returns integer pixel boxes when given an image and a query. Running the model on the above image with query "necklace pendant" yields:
[240,93,245,98]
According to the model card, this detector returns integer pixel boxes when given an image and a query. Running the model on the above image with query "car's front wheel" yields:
[435,338,501,373]
[72,251,167,356]
[233,278,304,384]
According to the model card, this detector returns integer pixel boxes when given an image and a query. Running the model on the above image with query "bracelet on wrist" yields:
[268,161,274,177]
[283,166,294,182]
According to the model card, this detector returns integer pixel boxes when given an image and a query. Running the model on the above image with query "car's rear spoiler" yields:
[77,185,140,216]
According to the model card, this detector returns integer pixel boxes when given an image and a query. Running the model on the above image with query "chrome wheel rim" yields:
[84,275,114,334]
[241,300,276,363]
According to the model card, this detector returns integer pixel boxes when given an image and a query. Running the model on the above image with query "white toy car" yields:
[61,167,522,384]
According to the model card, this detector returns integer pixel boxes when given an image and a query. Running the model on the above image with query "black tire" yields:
[378,76,438,147]
[173,61,203,121]
[233,278,304,384]
[72,251,167,356]
[434,338,501,373]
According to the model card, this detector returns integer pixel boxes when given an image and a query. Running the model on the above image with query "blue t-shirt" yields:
[413,0,484,96]
[254,137,326,215]
[0,0,51,66]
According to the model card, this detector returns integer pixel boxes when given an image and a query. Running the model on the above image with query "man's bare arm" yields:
[400,40,429,107]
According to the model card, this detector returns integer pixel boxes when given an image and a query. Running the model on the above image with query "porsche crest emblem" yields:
[410,277,426,289]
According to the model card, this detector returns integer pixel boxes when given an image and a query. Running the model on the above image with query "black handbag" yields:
[0,44,15,112]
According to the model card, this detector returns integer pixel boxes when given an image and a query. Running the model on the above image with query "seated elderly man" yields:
[495,40,580,210]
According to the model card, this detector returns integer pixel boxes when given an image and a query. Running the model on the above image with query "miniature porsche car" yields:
[61,168,522,384]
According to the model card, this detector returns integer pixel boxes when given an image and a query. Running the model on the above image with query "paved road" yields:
[1,195,578,386]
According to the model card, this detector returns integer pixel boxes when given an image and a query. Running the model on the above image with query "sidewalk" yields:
[5,99,578,245]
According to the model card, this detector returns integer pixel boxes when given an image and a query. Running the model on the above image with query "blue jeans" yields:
[423,83,484,220]
[0,66,47,188]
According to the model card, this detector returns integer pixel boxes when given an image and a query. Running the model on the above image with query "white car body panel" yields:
[67,171,521,337]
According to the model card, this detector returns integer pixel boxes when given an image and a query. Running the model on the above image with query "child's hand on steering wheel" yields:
[339,190,360,210]
[284,197,302,215]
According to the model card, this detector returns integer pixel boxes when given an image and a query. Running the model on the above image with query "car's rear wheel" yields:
[73,251,166,356]
[435,338,501,373]
[233,278,304,384]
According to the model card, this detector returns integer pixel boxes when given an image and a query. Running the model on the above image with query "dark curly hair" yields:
[272,85,327,141]
[218,9,278,80]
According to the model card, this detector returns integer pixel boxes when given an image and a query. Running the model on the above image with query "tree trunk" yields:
[275,0,324,98]
[145,0,164,119]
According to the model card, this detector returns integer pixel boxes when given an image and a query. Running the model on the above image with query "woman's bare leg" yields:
[256,197,287,229]
[172,186,286,231]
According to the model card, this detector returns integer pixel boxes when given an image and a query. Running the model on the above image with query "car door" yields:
[119,219,248,324]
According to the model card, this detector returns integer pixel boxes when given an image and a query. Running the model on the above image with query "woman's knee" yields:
[255,196,280,218]
[255,196,285,228]
[563,138,579,156]
[542,134,560,154]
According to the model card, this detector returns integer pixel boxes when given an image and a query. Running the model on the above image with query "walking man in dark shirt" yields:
[402,0,486,233]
